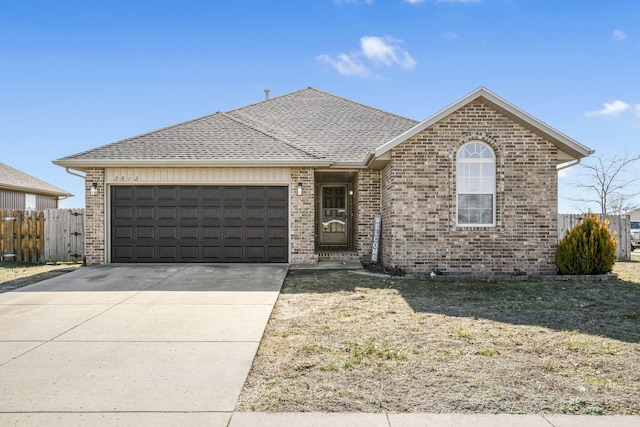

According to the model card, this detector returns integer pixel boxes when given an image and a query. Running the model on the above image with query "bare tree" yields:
[571,152,640,216]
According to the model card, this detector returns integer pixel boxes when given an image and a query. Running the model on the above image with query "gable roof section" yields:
[226,88,418,165]
[55,110,328,168]
[375,87,594,164]
[0,162,72,197]
[54,87,418,169]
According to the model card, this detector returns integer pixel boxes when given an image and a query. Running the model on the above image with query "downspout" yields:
[557,159,581,172]
[64,167,86,179]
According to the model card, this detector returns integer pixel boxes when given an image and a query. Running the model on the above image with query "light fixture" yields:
[349,189,354,196]
[90,183,98,196]
[297,182,303,196]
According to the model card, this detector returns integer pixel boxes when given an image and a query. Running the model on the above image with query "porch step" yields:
[316,251,360,262]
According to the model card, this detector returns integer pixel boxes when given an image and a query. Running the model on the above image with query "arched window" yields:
[457,142,495,226]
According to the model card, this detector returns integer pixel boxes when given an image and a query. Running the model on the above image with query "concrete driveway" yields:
[0,264,287,426]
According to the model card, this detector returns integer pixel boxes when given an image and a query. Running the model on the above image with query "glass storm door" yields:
[319,186,348,245]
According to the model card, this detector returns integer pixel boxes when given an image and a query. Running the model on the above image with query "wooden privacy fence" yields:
[0,208,85,263]
[558,214,631,261]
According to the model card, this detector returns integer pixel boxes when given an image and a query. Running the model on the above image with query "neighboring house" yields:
[54,87,593,274]
[0,162,72,210]
[629,208,640,222]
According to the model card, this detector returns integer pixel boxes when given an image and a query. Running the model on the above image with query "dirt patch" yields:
[0,262,80,293]
[237,263,640,415]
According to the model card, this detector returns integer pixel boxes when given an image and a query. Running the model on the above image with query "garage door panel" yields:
[114,206,133,219]
[246,206,265,220]
[158,187,178,199]
[202,206,221,218]
[267,187,288,200]
[202,227,221,239]
[223,187,244,200]
[245,187,265,200]
[180,187,199,200]
[135,187,155,199]
[246,227,265,240]
[136,247,155,259]
[202,246,221,259]
[223,246,243,261]
[179,246,199,259]
[136,227,154,239]
[113,186,134,200]
[135,206,155,220]
[179,227,199,239]
[111,185,288,263]
[179,206,199,220]
[223,206,243,220]
[245,246,265,260]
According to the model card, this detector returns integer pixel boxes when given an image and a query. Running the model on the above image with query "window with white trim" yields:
[457,142,495,226]
[25,193,36,211]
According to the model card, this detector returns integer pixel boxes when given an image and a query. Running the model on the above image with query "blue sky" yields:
[1,0,638,212]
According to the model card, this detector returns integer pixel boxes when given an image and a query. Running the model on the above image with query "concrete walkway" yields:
[1,264,638,426]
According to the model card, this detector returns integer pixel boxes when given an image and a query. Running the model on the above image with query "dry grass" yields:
[0,262,79,293]
[237,261,640,415]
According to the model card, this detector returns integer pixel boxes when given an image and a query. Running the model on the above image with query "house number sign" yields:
[371,214,382,264]
[111,175,140,182]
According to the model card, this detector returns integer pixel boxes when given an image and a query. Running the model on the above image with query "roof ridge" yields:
[304,87,419,124]
[219,111,324,161]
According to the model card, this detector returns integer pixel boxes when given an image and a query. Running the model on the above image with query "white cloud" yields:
[360,36,416,69]
[317,35,416,77]
[316,53,371,77]
[635,105,640,118]
[585,100,631,117]
[612,29,627,41]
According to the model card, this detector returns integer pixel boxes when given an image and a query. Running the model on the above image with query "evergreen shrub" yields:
[556,213,617,275]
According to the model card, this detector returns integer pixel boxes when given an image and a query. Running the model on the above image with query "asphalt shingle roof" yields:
[0,163,72,196]
[54,87,418,167]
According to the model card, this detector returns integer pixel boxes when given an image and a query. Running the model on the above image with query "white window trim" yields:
[456,142,496,227]
[25,193,37,211]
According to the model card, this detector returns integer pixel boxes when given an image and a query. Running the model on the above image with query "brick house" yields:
[0,162,72,210]
[54,87,593,275]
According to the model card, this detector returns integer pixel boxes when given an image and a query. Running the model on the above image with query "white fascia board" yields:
[374,87,594,160]
[53,159,334,169]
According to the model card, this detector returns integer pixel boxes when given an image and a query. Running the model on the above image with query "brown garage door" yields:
[110,186,288,263]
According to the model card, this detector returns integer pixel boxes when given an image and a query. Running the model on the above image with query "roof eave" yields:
[0,183,73,197]
[374,87,594,162]
[53,159,334,169]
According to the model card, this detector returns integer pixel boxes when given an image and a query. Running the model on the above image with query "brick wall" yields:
[355,169,381,262]
[380,100,558,275]
[84,168,105,265]
[290,168,317,264]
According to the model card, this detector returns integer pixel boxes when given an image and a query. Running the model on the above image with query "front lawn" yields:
[0,262,79,293]
[237,259,640,415]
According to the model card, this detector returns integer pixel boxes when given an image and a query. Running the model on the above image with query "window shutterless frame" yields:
[456,142,496,227]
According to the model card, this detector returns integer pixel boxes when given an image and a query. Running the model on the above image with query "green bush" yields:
[556,213,617,275]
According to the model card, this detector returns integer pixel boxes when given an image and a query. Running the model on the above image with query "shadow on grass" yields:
[283,270,640,344]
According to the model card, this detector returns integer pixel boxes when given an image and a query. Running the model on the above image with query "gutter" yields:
[54,159,334,168]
